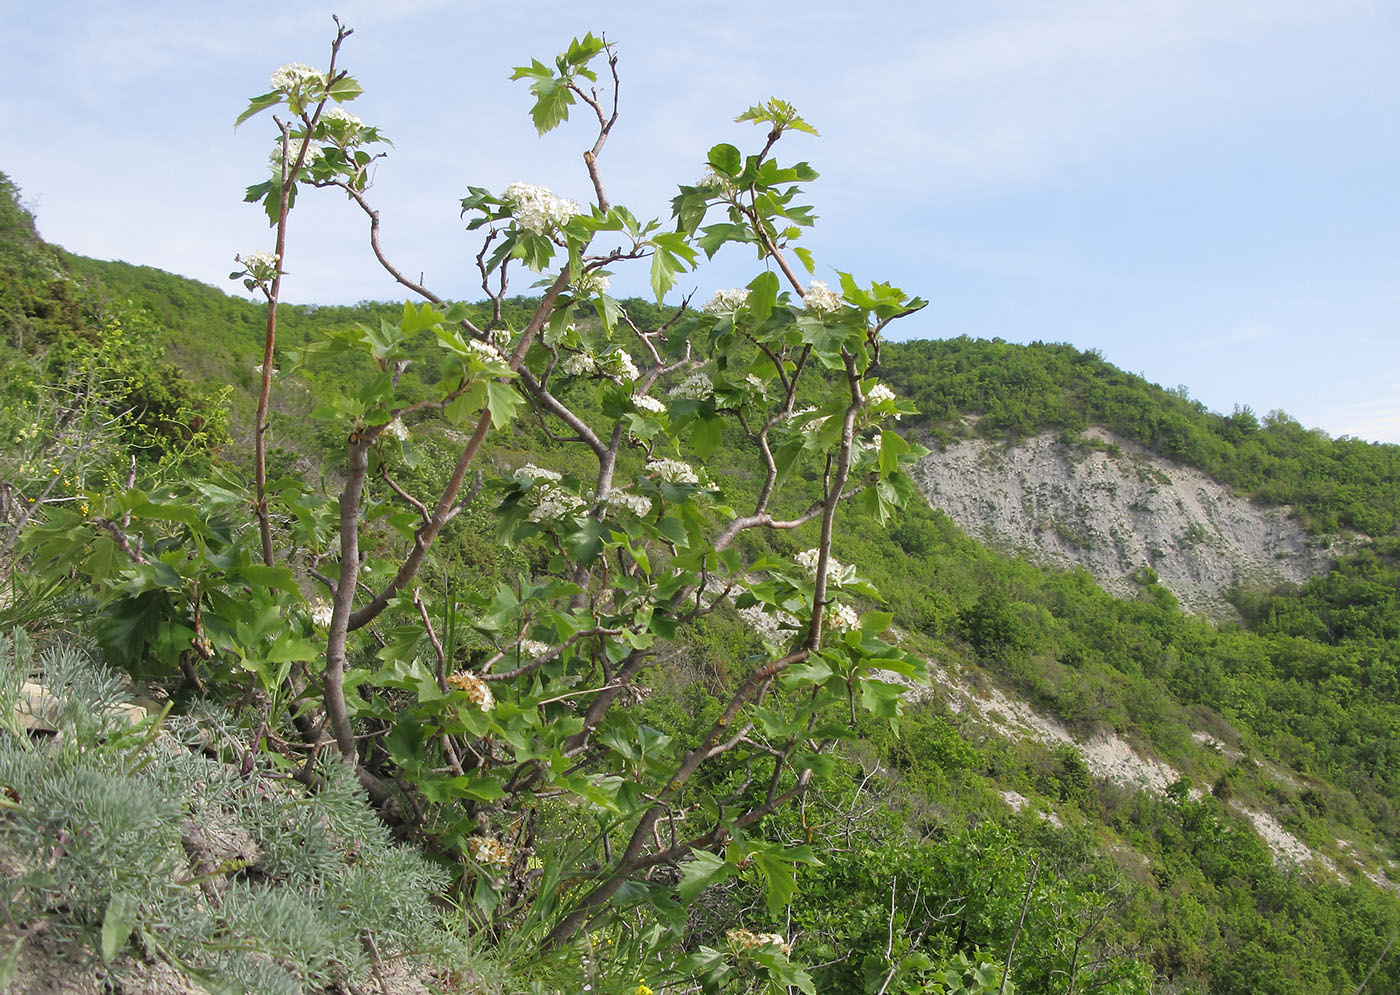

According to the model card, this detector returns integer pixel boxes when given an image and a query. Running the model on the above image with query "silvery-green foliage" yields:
[0,632,462,988]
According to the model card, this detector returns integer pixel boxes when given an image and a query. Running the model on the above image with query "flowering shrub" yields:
[25,21,930,992]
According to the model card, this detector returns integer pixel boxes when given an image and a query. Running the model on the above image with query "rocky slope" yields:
[912,427,1339,614]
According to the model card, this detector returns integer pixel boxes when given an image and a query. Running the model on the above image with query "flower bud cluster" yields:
[867,382,896,404]
[604,488,653,517]
[668,372,712,400]
[631,394,666,415]
[598,349,640,383]
[726,929,793,957]
[466,835,511,869]
[646,459,699,485]
[519,639,551,658]
[797,548,858,587]
[574,270,611,296]
[503,181,581,235]
[527,484,586,523]
[446,670,495,710]
[561,352,596,376]
[467,337,505,363]
[268,137,323,174]
[702,288,749,314]
[322,106,362,128]
[241,250,280,282]
[824,602,860,633]
[269,63,323,90]
[514,464,562,483]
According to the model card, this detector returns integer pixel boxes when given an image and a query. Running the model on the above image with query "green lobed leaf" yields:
[234,91,282,128]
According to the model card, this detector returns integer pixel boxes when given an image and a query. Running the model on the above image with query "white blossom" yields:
[647,459,699,485]
[598,349,639,383]
[803,279,843,313]
[322,105,362,128]
[527,483,586,522]
[867,382,896,404]
[514,464,561,483]
[745,374,765,394]
[467,337,504,362]
[824,602,860,633]
[384,418,409,441]
[447,671,494,710]
[503,181,581,235]
[241,249,279,274]
[604,488,653,517]
[309,599,334,628]
[560,352,596,376]
[796,548,856,586]
[519,639,551,658]
[632,393,666,414]
[668,371,712,400]
[269,63,323,90]
[702,288,749,314]
[489,327,513,352]
[268,137,322,173]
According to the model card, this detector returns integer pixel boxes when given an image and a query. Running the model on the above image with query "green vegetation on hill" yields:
[5,114,1400,995]
[879,337,1400,535]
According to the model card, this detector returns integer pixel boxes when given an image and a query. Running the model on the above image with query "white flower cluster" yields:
[803,279,843,313]
[824,602,860,633]
[867,382,896,404]
[268,136,323,173]
[702,288,749,314]
[632,393,666,414]
[241,249,279,273]
[384,418,409,441]
[647,459,699,485]
[796,548,857,587]
[503,181,580,235]
[514,464,562,483]
[519,639,551,658]
[488,327,513,352]
[309,598,334,628]
[726,929,793,957]
[447,670,495,710]
[574,270,611,296]
[795,548,839,578]
[467,337,504,363]
[745,374,766,395]
[783,406,816,424]
[322,105,362,128]
[698,166,739,198]
[527,483,586,523]
[269,63,323,90]
[668,371,712,400]
[598,349,639,383]
[604,488,653,517]
[466,835,511,869]
[560,352,596,376]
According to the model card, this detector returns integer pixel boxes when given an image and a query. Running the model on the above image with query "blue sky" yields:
[4,0,1398,442]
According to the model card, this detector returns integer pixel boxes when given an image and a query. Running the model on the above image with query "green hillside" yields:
[5,145,1400,995]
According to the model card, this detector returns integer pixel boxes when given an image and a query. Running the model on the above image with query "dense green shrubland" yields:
[2,22,1400,994]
